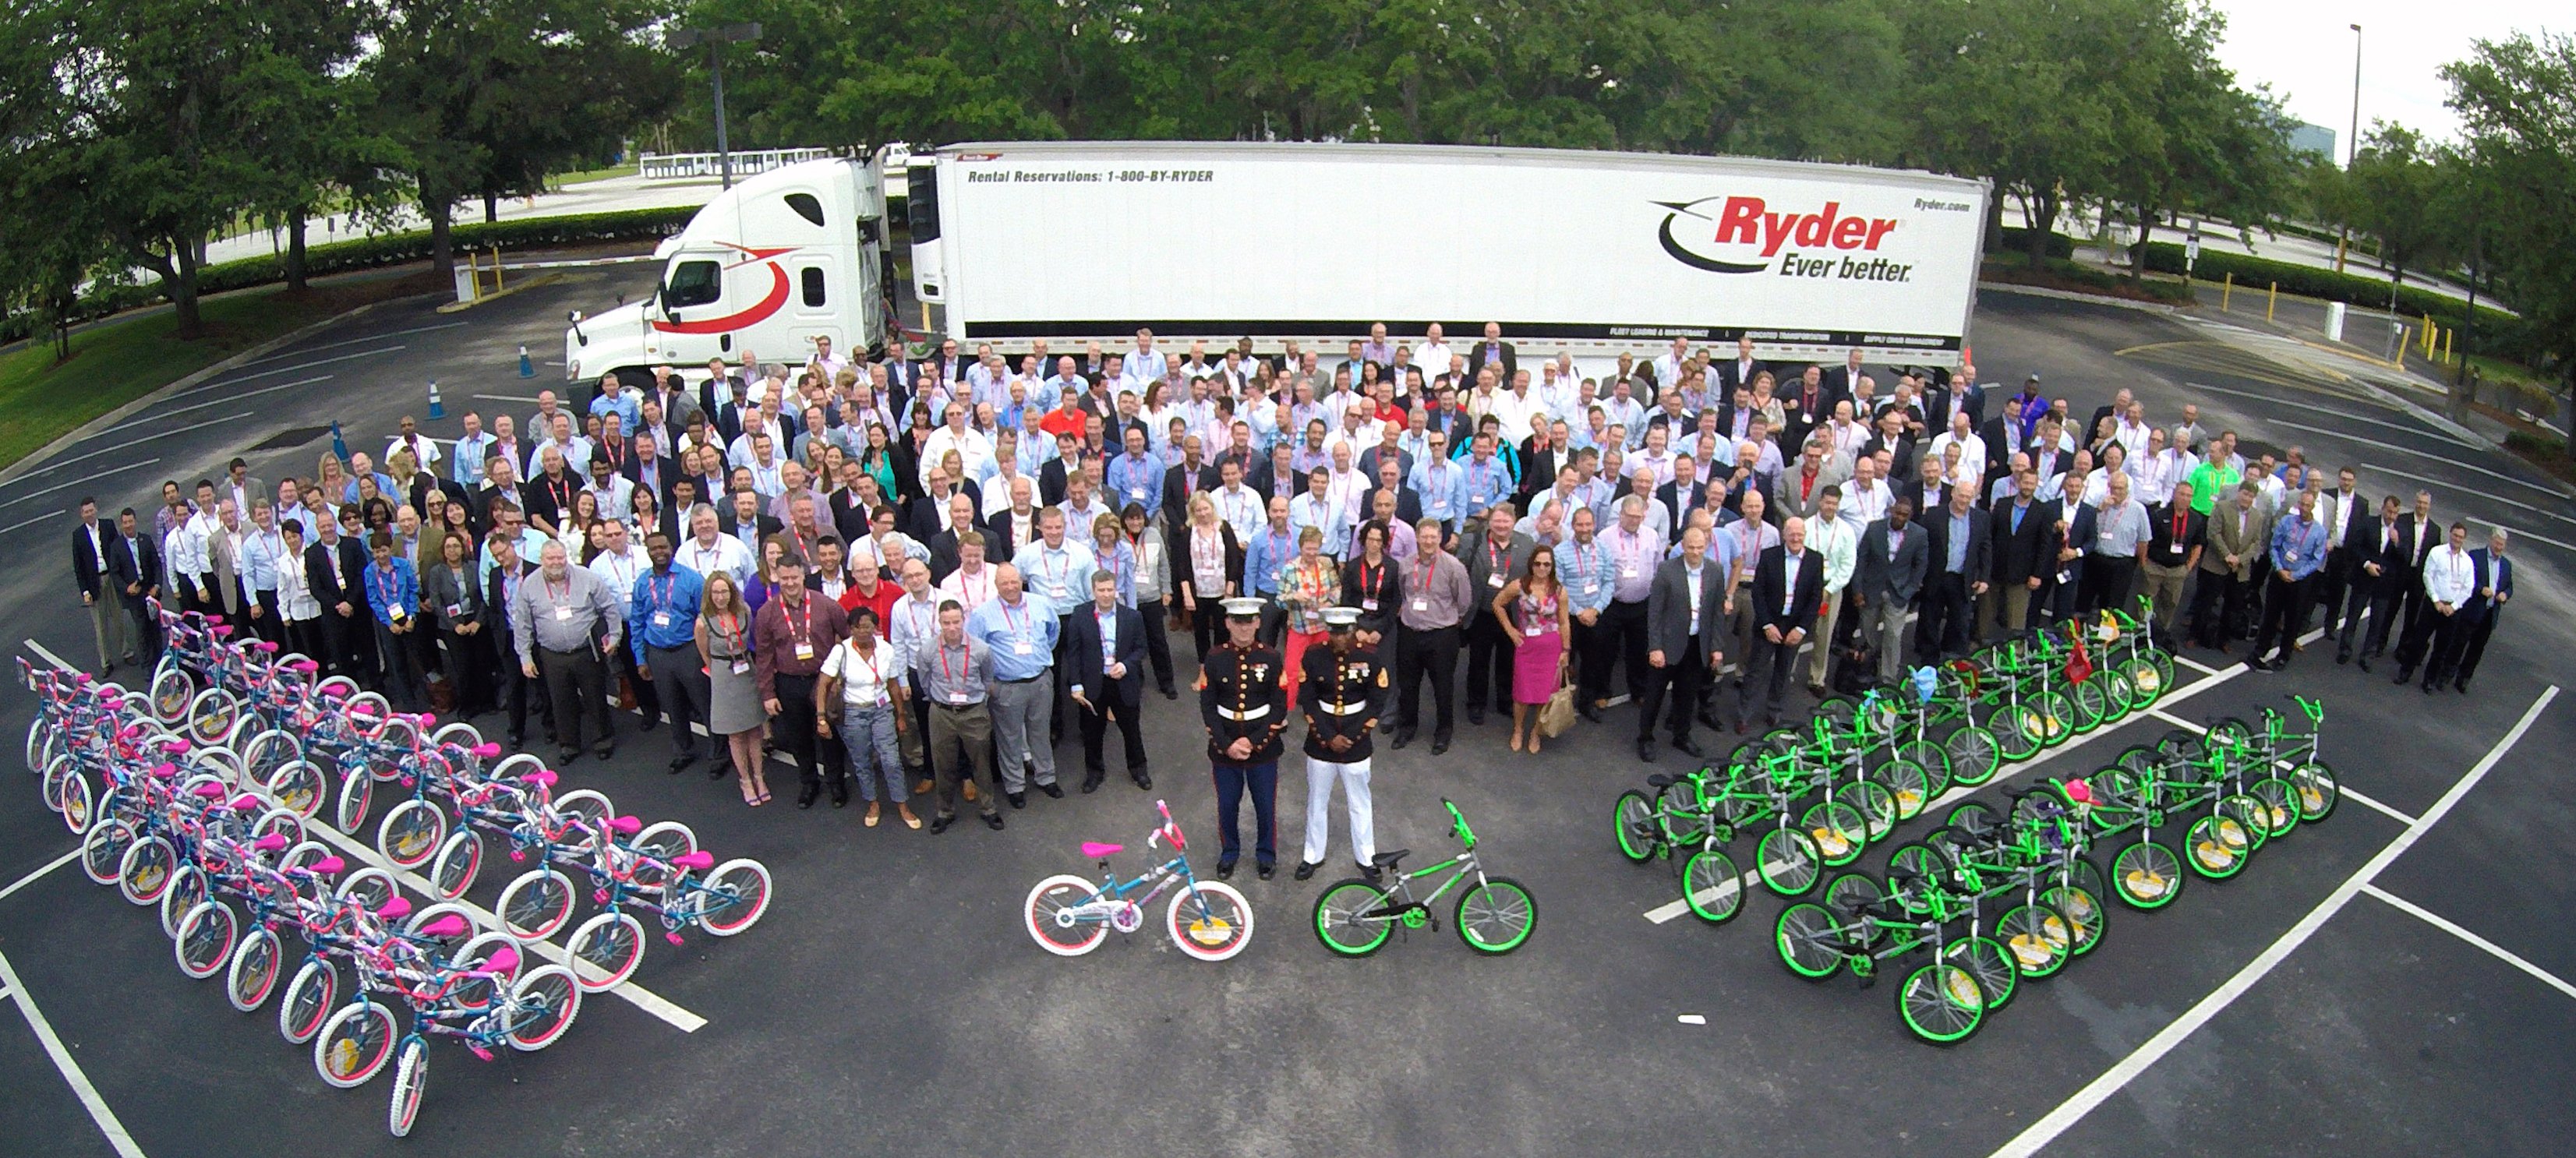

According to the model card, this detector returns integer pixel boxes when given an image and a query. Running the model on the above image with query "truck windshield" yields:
[664,259,722,309]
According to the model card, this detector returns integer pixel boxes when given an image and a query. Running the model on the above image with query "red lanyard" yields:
[938,642,966,686]
[783,595,811,644]
[545,476,573,511]
[649,572,676,611]
[716,612,744,651]
[1360,559,1381,595]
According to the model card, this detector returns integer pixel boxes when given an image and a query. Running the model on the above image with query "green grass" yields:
[551,162,640,188]
[0,288,337,470]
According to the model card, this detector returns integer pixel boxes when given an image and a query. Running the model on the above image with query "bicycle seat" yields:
[252,641,278,653]
[150,763,177,778]
[525,770,557,786]
[1888,863,1923,881]
[189,782,226,799]
[419,914,468,939]
[377,897,413,920]
[230,793,261,812]
[253,833,289,852]
[606,815,641,835]
[288,660,319,674]
[312,856,345,875]
[1081,841,1125,860]
[672,851,714,871]
[210,623,233,637]
[471,743,501,759]
[480,945,520,975]
[1370,849,1410,870]
[1645,773,1681,789]
[1954,810,1995,836]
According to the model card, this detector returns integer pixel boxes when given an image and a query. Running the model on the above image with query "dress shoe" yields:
[982,813,1005,831]
[2455,679,2472,694]
[1576,701,1601,724]
[1807,683,1829,699]
[914,778,935,794]
[1380,721,1396,735]
[1360,864,1383,884]
[1390,729,1415,750]
[592,744,614,761]
[1217,861,1237,880]
[667,754,695,774]
[2356,655,2373,673]
[558,747,581,765]
[1257,863,1276,881]
[831,792,849,809]
[930,814,957,835]
[1080,775,1103,794]
[2392,666,2413,685]
[2421,682,2438,694]
[639,716,659,733]
[1672,736,1707,761]
[2335,651,2351,665]
[1037,782,1065,800]
[1429,736,1451,756]
[1159,687,1178,701]
[1465,707,1486,726]
[506,733,526,750]
[1007,790,1027,810]
[797,785,820,809]
[708,761,730,781]
[1294,861,1320,881]
[1636,738,1659,762]
[1131,771,1153,790]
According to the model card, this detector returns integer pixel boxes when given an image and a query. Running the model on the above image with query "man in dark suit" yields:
[1779,364,1840,450]
[1737,519,1826,726]
[692,359,744,422]
[2449,528,2512,693]
[105,507,164,664]
[621,435,677,510]
[1850,498,1928,687]
[1712,337,1765,395]
[1916,485,1991,662]
[1465,322,1516,386]
[1820,349,1871,401]
[70,498,130,671]
[2334,493,2408,669]
[1067,570,1151,791]
[305,505,373,683]
[1362,459,1422,531]
[1038,440,1085,509]
[1637,523,1728,761]
[717,489,783,558]
[1923,371,1986,437]
[1458,503,1536,724]
[1655,456,1709,532]
[1984,468,2052,640]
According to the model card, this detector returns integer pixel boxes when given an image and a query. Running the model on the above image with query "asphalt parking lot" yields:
[0,284,2569,1158]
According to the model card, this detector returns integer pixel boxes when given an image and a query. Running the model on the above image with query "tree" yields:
[2101,0,2295,278]
[2344,123,2451,298]
[2443,30,2576,420]
[1901,0,2128,267]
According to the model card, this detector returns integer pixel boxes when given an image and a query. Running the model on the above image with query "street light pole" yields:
[2337,23,2361,274]
[669,23,763,190]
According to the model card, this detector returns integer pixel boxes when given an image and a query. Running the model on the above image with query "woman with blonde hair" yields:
[698,570,769,805]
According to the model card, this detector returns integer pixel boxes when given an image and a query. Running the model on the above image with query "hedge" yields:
[2134,242,2518,337]
[7,205,698,343]
[1995,227,2076,260]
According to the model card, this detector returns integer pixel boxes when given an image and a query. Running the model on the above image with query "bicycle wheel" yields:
[241,729,300,789]
[1822,872,1888,949]
[149,665,195,722]
[1455,877,1536,954]
[1755,828,1823,897]
[2034,691,2076,748]
[552,789,614,855]
[1945,935,2018,1011]
[55,765,93,835]
[2289,761,2340,823]
[1800,800,1868,867]
[333,764,373,834]
[1167,881,1255,961]
[504,965,582,1051]
[1884,843,1949,915]
[2111,839,2185,909]
[80,816,133,886]
[694,859,772,936]
[496,869,576,941]
[1894,737,1950,795]
[174,900,239,980]
[1875,757,1932,823]
[2067,680,2109,734]
[1845,780,1898,843]
[228,927,283,1011]
[366,713,417,780]
[1897,962,1984,1044]
[2186,814,2252,880]
[2100,667,2138,718]
[1680,848,1744,925]
[2246,778,2299,839]
[267,759,326,821]
[1944,724,2000,786]
[388,1038,427,1139]
[1612,790,1659,863]
[39,752,72,814]
[21,713,49,774]
[159,863,207,939]
[278,959,338,1044]
[1313,879,1395,955]
[1772,903,1844,980]
[2041,884,2108,956]
[627,821,699,892]
[1023,874,1110,956]
[336,867,398,913]
[1998,903,2072,979]
[566,911,647,990]
[428,829,482,900]
[186,687,239,745]
[375,799,445,870]
[118,835,176,906]
[2202,717,2252,759]
[314,1001,398,1087]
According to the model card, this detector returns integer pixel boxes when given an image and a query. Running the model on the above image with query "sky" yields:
[2206,0,2563,157]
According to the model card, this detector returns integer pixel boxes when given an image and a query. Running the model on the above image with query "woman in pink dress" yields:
[1495,549,1571,753]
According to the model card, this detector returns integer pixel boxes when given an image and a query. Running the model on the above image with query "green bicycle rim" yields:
[1312,881,1394,955]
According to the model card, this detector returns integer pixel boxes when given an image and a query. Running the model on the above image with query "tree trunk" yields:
[426,199,455,281]
[285,204,309,291]
[483,189,500,224]
[168,244,205,340]
[2128,203,2156,279]
[2025,192,2058,268]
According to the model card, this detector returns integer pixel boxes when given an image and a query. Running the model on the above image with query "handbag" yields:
[1539,678,1577,739]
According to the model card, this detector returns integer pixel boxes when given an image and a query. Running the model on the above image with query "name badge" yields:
[793,642,815,661]
[1412,598,1429,613]
[553,605,572,622]
[1620,566,1638,579]
[1013,641,1034,656]
[1581,580,1599,596]
[730,658,751,676]
[1488,573,1505,588]
[1130,488,1147,500]
[1360,598,1379,612]
[444,603,463,618]
[652,611,672,628]
[949,690,970,704]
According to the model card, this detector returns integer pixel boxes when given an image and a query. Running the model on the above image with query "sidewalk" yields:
[202,175,723,268]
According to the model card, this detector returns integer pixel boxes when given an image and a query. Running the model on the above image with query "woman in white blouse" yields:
[817,608,915,828]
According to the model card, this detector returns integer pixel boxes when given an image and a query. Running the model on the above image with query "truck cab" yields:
[565,157,889,387]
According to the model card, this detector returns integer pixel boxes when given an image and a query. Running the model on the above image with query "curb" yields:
[0,292,442,487]
[1977,281,2185,316]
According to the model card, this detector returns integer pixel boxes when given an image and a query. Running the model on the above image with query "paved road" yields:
[200,177,722,270]
[0,285,2567,1157]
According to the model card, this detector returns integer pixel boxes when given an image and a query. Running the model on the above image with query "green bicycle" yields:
[1314,800,1536,956]
[1774,865,1995,1045]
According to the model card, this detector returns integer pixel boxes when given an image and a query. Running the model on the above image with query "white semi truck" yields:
[567,141,1988,384]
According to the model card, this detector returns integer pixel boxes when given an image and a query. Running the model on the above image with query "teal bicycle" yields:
[1314,800,1536,956]
[1023,800,1256,961]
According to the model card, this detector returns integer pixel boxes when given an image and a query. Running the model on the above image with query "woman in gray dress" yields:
[697,570,769,805]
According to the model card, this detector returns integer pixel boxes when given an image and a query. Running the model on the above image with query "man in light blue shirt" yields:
[1009,507,1097,620]
[1288,467,1348,560]
[966,563,1061,800]
[1125,330,1168,384]
[451,413,496,489]
[1105,428,1163,519]
[1460,432,1514,514]
[588,376,641,433]
[1409,431,1466,532]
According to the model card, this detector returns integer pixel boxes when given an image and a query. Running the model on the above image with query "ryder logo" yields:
[1655,197,1913,282]
[650,242,800,334]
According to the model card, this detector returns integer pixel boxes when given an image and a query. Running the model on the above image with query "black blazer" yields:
[482,559,539,641]
[305,537,369,616]
[2347,514,2415,591]
[982,507,1041,561]
[1655,479,1708,531]
[1853,519,1930,605]
[1748,545,1827,634]
[621,455,678,510]
[1360,485,1423,531]
[107,530,163,602]
[1988,498,2053,586]
[1466,340,1517,384]
[718,509,783,549]
[1713,358,1766,394]
[1921,504,1993,585]
[70,523,111,598]
[1174,522,1244,605]
[1066,603,1146,704]
[1038,458,1076,508]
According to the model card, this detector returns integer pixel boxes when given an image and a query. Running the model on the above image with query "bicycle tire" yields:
[388,1039,427,1139]
[55,766,93,835]
[428,829,482,900]
[445,931,521,1013]
[1822,871,1888,949]
[1680,849,1743,925]
[333,764,373,834]
[1945,935,2018,1011]
[1998,903,2073,978]
[2034,691,2076,748]
[1023,874,1109,956]
[313,1001,398,1088]
[267,759,327,821]
[1168,881,1255,961]
[504,965,582,1051]
[2041,884,2108,956]
[627,821,699,892]
[2111,839,2185,909]
[174,899,238,980]
[1455,877,1536,954]
[496,868,576,941]
[227,927,283,1011]
[1755,828,1823,897]
[2185,814,2252,880]
[1611,790,1657,862]
[81,818,135,886]
[2067,680,2109,734]
[1313,879,1395,955]
[1897,962,1984,1044]
[2289,761,2340,823]
[335,867,398,913]
[1944,725,2000,786]
[1875,757,1932,823]
[1846,780,1898,843]
[118,835,176,906]
[2246,778,2299,839]
[186,687,239,746]
[566,911,647,990]
[694,859,772,936]
[278,959,337,1044]
[1799,800,1868,867]
[1894,738,1949,796]
[1772,902,1844,980]
[375,800,443,870]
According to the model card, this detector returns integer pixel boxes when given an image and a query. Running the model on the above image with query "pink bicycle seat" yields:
[150,763,178,778]
[159,740,190,754]
[1081,842,1125,860]
[481,945,520,975]
[229,793,261,812]
[413,712,437,726]
[525,770,557,786]
[210,624,232,637]
[348,703,378,717]
[606,816,641,835]
[672,851,714,871]
[313,856,345,874]
[189,782,225,799]
[72,673,92,684]
[288,660,319,673]
[419,914,468,938]
[377,897,413,920]
[253,833,289,851]
[471,743,500,759]
[2063,779,2096,805]
[252,641,278,653]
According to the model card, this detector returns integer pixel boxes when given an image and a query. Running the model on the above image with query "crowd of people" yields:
[64,324,2518,876]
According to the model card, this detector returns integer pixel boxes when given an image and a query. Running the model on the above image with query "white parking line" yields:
[0,849,83,906]
[0,947,150,1158]
[98,376,330,434]
[2174,654,2221,676]
[16,641,708,1035]
[172,347,405,397]
[2265,419,2576,510]
[2348,463,2576,549]
[1984,684,2558,1158]
[234,322,463,366]
[2362,884,2576,1003]
[0,510,65,536]
[73,411,256,450]
[2184,380,2475,447]
[0,460,162,510]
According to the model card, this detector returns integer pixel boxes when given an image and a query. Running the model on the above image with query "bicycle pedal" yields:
[508,851,525,862]
[592,890,609,904]
[664,931,686,946]
[468,1045,495,1061]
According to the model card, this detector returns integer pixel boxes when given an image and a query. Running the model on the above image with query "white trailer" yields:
[906,140,1988,365]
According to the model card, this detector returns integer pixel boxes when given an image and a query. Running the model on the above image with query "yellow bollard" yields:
[2267,281,2277,323]
[491,245,505,293]
[2422,313,2436,358]
[2443,328,2453,362]
[2221,272,2233,312]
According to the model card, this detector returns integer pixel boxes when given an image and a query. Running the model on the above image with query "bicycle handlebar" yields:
[1440,797,1478,849]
